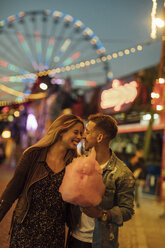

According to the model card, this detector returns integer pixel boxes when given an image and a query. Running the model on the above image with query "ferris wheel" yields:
[0,10,110,106]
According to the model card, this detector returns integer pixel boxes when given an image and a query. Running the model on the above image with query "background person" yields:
[127,150,147,208]
[0,114,84,248]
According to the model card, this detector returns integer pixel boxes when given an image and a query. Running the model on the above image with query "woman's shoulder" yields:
[23,146,45,157]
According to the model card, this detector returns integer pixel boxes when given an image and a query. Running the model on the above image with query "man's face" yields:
[84,121,98,151]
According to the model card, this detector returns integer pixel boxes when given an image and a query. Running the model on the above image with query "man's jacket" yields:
[93,151,135,248]
[67,151,135,248]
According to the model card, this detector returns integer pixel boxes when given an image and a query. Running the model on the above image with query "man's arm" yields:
[82,207,111,221]
[82,173,135,226]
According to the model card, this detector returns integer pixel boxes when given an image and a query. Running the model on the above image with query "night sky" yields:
[0,0,163,79]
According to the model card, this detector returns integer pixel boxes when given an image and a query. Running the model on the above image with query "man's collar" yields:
[103,150,116,172]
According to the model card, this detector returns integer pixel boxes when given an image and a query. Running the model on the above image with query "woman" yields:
[0,114,84,248]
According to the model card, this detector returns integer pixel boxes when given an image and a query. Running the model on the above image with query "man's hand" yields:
[81,206,102,218]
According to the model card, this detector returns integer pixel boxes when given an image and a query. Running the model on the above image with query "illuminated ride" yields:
[0,10,110,106]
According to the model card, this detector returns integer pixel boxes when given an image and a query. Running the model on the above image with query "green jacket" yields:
[67,151,135,248]
[93,151,135,248]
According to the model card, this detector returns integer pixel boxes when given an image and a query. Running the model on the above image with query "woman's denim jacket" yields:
[92,151,135,248]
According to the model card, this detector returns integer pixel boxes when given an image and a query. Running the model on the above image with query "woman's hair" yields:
[33,114,84,147]
[27,114,85,163]
[88,113,118,141]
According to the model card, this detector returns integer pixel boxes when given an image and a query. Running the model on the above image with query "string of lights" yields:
[0,43,143,83]
[37,44,143,77]
[0,42,150,107]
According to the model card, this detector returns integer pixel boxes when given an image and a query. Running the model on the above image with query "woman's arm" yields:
[0,149,35,222]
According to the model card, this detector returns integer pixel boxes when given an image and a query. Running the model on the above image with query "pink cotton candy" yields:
[59,149,105,207]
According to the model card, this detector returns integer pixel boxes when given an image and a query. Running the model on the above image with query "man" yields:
[67,113,135,248]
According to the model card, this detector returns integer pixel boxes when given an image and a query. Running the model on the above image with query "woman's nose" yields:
[77,133,83,139]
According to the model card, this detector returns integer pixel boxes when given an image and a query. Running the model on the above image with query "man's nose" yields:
[82,133,86,139]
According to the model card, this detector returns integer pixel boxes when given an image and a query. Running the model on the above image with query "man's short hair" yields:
[88,113,118,141]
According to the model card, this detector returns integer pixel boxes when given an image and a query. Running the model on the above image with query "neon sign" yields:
[100,79,138,112]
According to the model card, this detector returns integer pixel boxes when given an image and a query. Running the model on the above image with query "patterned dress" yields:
[10,163,66,248]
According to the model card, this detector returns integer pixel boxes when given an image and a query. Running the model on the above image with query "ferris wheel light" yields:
[61,39,71,52]
[54,57,60,62]
[71,52,81,60]
[64,15,73,23]
[74,20,83,28]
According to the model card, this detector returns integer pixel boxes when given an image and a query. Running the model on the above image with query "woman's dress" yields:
[10,163,66,248]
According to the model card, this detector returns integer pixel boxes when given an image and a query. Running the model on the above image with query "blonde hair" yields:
[26,114,85,163]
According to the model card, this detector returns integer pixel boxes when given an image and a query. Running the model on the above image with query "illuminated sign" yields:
[152,79,165,112]
[100,79,139,113]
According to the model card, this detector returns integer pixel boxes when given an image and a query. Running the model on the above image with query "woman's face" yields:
[61,122,84,149]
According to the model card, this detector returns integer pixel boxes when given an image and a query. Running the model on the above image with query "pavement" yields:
[0,163,165,248]
[119,195,165,248]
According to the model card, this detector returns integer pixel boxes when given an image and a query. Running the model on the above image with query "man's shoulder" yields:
[112,152,134,177]
[112,152,126,167]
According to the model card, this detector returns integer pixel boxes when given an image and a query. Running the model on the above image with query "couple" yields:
[0,113,135,248]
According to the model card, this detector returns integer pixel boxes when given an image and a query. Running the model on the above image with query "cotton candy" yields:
[59,149,105,207]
